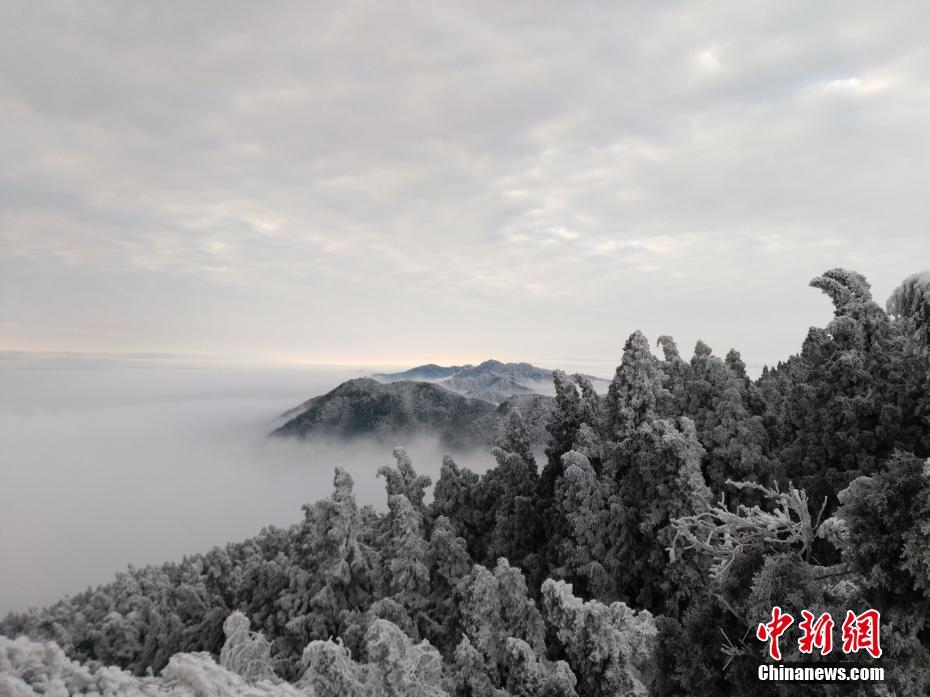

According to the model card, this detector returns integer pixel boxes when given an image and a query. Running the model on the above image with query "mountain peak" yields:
[369,359,608,404]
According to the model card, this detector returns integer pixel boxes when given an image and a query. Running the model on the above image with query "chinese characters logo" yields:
[757,607,881,660]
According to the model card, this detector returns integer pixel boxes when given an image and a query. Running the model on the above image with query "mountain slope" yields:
[272,377,554,448]
[272,378,497,447]
[471,393,556,446]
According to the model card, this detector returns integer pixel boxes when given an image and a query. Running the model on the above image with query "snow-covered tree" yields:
[424,516,472,652]
[300,637,367,697]
[551,450,613,597]
[381,494,430,636]
[279,468,379,675]
[541,370,586,497]
[432,456,486,560]
[495,408,535,469]
[453,560,546,687]
[769,268,923,511]
[604,343,712,611]
[501,637,577,697]
[379,448,433,518]
[220,611,275,681]
[482,447,541,574]
[541,579,657,697]
[888,271,930,348]
[605,330,671,439]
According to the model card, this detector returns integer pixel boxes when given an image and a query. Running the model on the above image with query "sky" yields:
[2,1,929,372]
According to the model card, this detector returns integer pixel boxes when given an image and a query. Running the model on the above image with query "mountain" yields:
[273,360,606,447]
[272,377,554,448]
[470,392,556,446]
[373,359,608,403]
[372,364,462,382]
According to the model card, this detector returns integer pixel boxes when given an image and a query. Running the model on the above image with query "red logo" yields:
[798,610,834,655]
[756,606,794,660]
[756,608,881,659]
[841,609,882,659]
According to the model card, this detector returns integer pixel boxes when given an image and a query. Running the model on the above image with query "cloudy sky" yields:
[2,1,928,371]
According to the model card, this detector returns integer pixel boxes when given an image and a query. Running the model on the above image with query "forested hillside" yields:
[3,268,929,697]
[271,378,556,448]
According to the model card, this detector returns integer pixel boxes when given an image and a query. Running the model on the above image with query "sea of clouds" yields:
[0,354,497,615]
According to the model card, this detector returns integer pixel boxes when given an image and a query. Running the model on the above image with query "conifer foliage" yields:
[2,269,930,696]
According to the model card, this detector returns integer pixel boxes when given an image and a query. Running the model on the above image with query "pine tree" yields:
[605,330,671,439]
[496,407,536,469]
[280,467,378,675]
[502,637,578,697]
[887,271,930,455]
[541,579,657,697]
[551,450,613,598]
[601,332,712,610]
[887,271,930,350]
[540,370,585,497]
[364,618,448,697]
[773,268,921,511]
[299,637,368,697]
[379,447,433,519]
[701,386,778,499]
[657,335,690,415]
[432,455,486,561]
[482,447,541,575]
[453,560,546,687]
[381,494,430,637]
[219,611,275,681]
[449,635,508,697]
[424,516,472,653]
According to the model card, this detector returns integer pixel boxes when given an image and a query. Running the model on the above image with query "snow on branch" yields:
[668,480,827,581]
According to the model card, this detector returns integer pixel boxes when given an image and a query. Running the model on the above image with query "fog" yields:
[0,354,497,616]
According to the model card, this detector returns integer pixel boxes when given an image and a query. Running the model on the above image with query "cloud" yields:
[1,1,929,367]
[0,355,500,614]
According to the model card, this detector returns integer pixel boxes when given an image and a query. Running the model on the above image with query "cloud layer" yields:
[2,1,929,368]
[0,357,498,614]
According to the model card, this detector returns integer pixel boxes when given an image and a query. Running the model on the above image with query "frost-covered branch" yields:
[668,480,825,581]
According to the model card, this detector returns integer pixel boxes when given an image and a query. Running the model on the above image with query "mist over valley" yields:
[0,354,508,615]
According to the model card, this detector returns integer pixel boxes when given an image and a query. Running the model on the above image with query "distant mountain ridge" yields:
[272,377,554,448]
[273,359,605,448]
[372,364,462,381]
[373,359,607,403]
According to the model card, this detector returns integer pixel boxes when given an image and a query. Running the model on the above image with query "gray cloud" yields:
[2,1,929,368]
